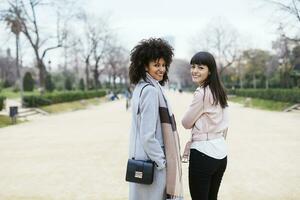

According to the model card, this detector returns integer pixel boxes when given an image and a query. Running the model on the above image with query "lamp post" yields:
[48,60,52,72]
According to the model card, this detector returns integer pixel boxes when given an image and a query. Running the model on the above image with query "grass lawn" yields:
[0,88,39,99]
[228,96,294,111]
[0,115,12,128]
[0,115,23,128]
[0,97,106,128]
[40,97,106,113]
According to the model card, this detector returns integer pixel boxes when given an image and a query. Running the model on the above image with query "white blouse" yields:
[191,138,227,159]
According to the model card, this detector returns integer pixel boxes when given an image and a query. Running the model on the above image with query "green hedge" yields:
[23,90,107,107]
[228,89,300,103]
[0,96,5,111]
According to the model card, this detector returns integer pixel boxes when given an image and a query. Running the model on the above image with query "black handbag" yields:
[125,159,154,184]
[125,83,155,185]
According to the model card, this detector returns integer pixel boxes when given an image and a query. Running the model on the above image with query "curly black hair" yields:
[129,38,174,85]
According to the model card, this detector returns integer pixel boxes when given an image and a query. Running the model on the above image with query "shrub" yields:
[23,96,52,107]
[228,89,300,103]
[45,73,55,92]
[65,77,73,91]
[23,72,34,91]
[0,96,6,111]
[3,80,12,88]
[79,78,85,91]
[23,90,107,107]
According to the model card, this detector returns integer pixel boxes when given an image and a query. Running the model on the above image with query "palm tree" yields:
[4,2,24,106]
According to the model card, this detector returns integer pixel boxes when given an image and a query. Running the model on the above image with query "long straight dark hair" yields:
[190,51,228,108]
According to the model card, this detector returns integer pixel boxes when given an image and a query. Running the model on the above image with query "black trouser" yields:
[189,149,227,200]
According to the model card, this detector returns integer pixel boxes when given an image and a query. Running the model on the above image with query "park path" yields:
[0,91,299,200]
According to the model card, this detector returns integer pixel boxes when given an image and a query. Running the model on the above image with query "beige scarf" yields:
[146,74,184,200]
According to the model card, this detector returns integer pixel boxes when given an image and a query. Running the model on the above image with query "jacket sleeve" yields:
[181,89,205,129]
[139,86,166,170]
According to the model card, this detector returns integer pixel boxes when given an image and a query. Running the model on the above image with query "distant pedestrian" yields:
[124,87,132,110]
[108,91,119,101]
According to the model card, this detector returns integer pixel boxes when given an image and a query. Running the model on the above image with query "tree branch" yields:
[266,0,300,22]
[29,0,40,47]
[19,0,34,24]
[41,44,62,59]
[292,0,300,22]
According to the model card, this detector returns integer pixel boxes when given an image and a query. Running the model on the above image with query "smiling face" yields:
[190,64,210,86]
[146,58,166,81]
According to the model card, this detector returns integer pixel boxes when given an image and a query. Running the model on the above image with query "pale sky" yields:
[0,0,282,66]
[84,0,279,58]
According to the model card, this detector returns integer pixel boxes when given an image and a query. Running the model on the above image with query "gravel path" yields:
[0,91,299,200]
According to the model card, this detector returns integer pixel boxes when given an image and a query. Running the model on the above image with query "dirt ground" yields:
[0,91,299,200]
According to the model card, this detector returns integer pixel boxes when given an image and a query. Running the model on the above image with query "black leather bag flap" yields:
[125,159,154,185]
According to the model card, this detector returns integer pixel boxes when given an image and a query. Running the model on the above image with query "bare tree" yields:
[104,42,128,88]
[191,18,240,76]
[265,0,300,41]
[235,54,246,89]
[117,61,130,86]
[76,12,111,90]
[0,49,18,85]
[91,32,110,89]
[168,59,192,89]
[0,0,74,92]
[265,55,280,88]
[77,35,93,90]
[67,36,81,75]
[272,27,294,87]
[266,0,300,24]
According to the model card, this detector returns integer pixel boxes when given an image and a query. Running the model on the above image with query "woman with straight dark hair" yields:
[182,51,229,200]
[128,38,183,200]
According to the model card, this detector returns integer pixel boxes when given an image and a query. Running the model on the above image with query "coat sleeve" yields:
[139,86,166,170]
[181,89,206,129]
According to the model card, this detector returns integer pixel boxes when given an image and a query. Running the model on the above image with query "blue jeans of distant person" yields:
[189,149,227,200]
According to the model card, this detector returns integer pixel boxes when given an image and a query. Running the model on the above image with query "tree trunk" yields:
[37,59,46,93]
[108,75,112,87]
[15,34,24,106]
[239,77,243,89]
[265,78,269,89]
[253,73,256,89]
[93,69,99,90]
[113,74,116,89]
[85,59,90,90]
[284,70,290,88]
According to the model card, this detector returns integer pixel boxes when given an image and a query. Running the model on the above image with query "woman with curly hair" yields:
[128,38,183,200]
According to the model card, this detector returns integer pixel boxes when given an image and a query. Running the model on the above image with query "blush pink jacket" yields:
[182,86,228,138]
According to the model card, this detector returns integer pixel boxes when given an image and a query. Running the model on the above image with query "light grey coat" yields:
[128,80,167,200]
